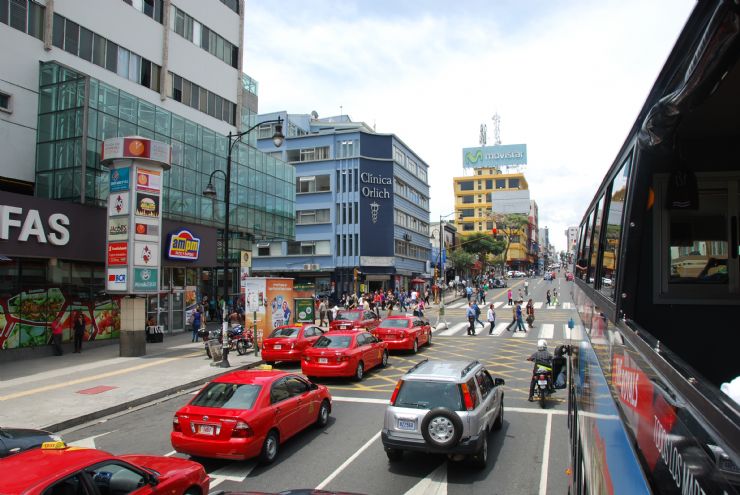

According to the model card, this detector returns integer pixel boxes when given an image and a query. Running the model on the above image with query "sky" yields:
[244,0,696,252]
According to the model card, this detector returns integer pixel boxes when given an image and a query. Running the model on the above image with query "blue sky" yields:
[244,0,695,251]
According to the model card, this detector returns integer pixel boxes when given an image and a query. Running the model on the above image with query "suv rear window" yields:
[191,382,261,409]
[394,380,463,411]
[336,311,362,321]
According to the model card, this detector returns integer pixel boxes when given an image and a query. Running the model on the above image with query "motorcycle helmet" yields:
[537,339,547,351]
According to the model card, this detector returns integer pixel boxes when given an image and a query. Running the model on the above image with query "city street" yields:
[59,275,580,495]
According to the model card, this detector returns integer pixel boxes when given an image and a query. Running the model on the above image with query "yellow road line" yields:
[0,351,202,401]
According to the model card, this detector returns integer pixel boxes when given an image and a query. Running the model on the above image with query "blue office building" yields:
[252,112,432,298]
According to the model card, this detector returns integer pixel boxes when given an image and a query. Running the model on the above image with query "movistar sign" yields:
[462,144,527,168]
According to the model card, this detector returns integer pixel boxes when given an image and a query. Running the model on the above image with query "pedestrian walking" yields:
[518,288,523,301]
[190,306,202,342]
[507,289,513,305]
[466,286,473,302]
[506,302,517,331]
[487,304,496,335]
[472,301,484,328]
[466,302,477,335]
[526,298,535,328]
[524,280,529,296]
[546,289,552,306]
[51,320,63,355]
[515,301,527,332]
[479,287,486,305]
[73,312,85,353]
[318,299,328,326]
[553,288,559,306]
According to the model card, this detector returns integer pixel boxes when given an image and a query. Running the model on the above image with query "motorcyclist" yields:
[527,339,554,401]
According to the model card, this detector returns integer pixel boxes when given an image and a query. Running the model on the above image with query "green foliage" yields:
[449,249,476,274]
[461,232,501,256]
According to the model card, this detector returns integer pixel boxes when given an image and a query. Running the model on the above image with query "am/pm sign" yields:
[166,229,201,260]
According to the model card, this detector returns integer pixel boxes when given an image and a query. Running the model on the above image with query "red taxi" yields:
[262,324,325,365]
[0,440,209,495]
[302,331,388,381]
[171,369,332,464]
[372,316,431,353]
[329,309,380,332]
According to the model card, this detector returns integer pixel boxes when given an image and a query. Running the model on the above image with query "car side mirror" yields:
[146,472,159,486]
[310,382,319,390]
[494,378,505,387]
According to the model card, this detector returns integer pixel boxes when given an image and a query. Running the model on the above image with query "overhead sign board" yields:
[462,144,527,168]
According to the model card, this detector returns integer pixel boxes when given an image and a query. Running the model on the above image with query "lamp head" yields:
[272,117,285,148]
[203,181,217,199]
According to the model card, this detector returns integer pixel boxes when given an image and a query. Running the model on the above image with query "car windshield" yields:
[379,319,409,329]
[314,335,352,348]
[270,327,300,338]
[191,382,261,409]
[394,380,463,411]
[336,311,362,321]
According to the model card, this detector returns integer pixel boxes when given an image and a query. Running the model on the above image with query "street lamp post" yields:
[203,117,284,367]
[435,211,458,304]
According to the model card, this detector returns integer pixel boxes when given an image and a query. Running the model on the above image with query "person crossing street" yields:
[466,301,477,336]
[487,303,496,335]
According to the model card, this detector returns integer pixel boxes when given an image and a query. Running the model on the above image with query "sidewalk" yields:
[0,323,263,432]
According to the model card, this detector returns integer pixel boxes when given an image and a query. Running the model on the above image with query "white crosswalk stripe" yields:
[512,331,527,338]
[493,301,504,308]
[538,323,554,339]
[533,302,543,309]
[438,322,468,336]
[562,302,572,309]
[491,322,508,336]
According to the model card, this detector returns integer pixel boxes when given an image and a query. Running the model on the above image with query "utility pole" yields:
[492,113,501,145]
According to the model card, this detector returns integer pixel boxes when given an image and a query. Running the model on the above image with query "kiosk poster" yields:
[266,279,294,329]
[294,298,314,323]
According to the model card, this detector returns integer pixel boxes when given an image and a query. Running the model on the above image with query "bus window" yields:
[578,211,593,281]
[599,158,631,300]
[588,196,605,286]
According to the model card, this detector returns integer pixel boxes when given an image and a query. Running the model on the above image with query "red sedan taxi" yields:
[302,331,388,381]
[262,324,325,365]
[372,316,431,353]
[0,440,209,495]
[329,309,380,332]
[171,369,332,464]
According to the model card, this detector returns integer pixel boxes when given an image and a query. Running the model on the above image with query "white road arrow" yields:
[68,431,115,449]
[208,462,257,489]
[404,461,447,495]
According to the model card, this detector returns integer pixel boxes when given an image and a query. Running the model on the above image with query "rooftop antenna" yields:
[479,123,487,147]
[492,112,501,145]
[340,105,343,118]
[311,110,318,119]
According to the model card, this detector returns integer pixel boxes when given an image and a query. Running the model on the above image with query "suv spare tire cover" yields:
[421,407,464,448]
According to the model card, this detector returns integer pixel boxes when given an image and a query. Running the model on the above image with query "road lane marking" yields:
[164,450,177,457]
[533,302,543,309]
[315,430,381,490]
[493,301,504,308]
[404,460,447,495]
[538,324,554,340]
[68,431,114,449]
[562,302,572,309]
[491,322,508,336]
[539,413,553,495]
[332,396,388,404]
[563,324,571,339]
[507,407,566,415]
[0,352,203,401]
[438,322,467,336]
[512,331,527,338]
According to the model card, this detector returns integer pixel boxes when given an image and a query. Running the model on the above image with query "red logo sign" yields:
[107,242,128,265]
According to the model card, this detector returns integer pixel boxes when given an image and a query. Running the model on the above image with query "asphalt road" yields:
[61,274,578,495]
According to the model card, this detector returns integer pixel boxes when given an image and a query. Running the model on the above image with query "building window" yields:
[172,6,238,68]
[286,146,330,163]
[0,90,11,113]
[123,0,163,23]
[460,209,474,218]
[296,209,330,225]
[169,72,235,125]
[337,139,358,158]
[393,146,405,165]
[496,179,506,189]
[296,175,330,193]
[509,178,520,189]
[485,179,493,189]
[257,245,270,257]
[287,241,328,256]
[462,223,474,231]
[219,0,239,13]
[459,181,474,191]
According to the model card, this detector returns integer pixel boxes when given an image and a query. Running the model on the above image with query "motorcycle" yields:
[532,367,553,409]
[201,325,253,358]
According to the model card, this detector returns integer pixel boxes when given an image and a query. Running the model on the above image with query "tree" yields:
[491,213,529,271]
[448,249,476,280]
[461,232,505,273]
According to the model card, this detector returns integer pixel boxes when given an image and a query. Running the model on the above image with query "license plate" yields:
[199,425,214,435]
[398,420,415,431]
[318,357,328,364]
[274,344,282,350]
[538,380,548,386]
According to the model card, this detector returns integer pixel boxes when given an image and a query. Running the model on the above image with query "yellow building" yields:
[452,168,535,269]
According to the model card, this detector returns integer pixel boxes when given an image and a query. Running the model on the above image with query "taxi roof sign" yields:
[41,441,67,450]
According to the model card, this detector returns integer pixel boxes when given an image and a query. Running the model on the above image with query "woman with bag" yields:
[73,312,85,353]
[526,298,535,328]
[190,306,202,343]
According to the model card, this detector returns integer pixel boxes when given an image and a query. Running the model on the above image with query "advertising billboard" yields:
[242,278,294,346]
[359,159,394,258]
[462,144,527,169]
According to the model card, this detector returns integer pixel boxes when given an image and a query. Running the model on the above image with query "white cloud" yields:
[244,0,695,251]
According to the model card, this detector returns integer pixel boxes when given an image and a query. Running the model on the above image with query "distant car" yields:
[601,277,613,287]
[0,427,61,458]
[171,369,332,464]
[262,324,325,365]
[302,331,388,381]
[371,316,431,353]
[543,273,552,281]
[0,440,209,495]
[329,309,380,332]
[490,278,507,288]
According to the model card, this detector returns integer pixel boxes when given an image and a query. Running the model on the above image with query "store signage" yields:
[166,229,201,261]
[360,172,391,199]
[133,267,157,292]
[102,137,170,295]
[106,268,127,291]
[109,167,130,192]
[462,144,527,169]
[107,242,128,265]
[0,205,70,246]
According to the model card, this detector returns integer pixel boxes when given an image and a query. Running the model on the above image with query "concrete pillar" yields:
[119,297,146,357]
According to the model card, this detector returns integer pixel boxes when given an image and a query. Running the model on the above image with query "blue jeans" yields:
[516,317,526,332]
[192,324,200,342]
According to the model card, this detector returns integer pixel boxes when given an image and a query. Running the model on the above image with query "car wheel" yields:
[385,448,403,462]
[184,489,200,495]
[493,400,504,431]
[427,331,432,346]
[265,361,275,366]
[412,339,418,354]
[471,432,488,469]
[236,339,247,355]
[380,351,389,368]
[258,430,279,464]
[421,407,463,448]
[316,399,330,427]
[354,361,364,381]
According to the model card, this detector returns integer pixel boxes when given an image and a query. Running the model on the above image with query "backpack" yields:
[474,304,480,316]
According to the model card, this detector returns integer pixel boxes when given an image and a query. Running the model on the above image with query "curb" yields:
[44,358,265,433]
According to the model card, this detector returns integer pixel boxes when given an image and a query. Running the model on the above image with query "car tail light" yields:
[290,342,295,349]
[337,355,348,362]
[304,356,311,362]
[390,380,403,405]
[460,383,475,411]
[172,416,181,432]
[231,421,253,438]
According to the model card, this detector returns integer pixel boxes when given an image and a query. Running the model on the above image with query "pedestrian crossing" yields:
[433,321,584,340]
[443,301,572,310]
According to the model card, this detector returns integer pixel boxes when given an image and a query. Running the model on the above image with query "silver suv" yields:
[381,359,504,468]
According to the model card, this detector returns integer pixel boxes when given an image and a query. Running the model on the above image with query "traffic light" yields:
[492,223,498,236]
